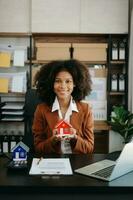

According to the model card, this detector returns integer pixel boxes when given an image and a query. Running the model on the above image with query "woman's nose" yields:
[60,81,66,88]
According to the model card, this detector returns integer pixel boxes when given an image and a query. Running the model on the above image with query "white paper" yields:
[2,111,24,115]
[13,50,25,66]
[1,117,24,121]
[11,76,23,93]
[3,141,8,153]
[29,158,73,175]
[2,102,24,110]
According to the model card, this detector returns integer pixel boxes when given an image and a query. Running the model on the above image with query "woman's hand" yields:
[52,127,77,142]
[52,128,61,146]
[61,128,77,141]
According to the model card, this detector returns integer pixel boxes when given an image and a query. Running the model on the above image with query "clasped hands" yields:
[52,127,77,144]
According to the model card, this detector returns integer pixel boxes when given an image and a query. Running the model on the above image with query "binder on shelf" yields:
[9,135,17,152]
[0,78,9,93]
[111,41,118,60]
[110,74,118,91]
[119,40,126,60]
[0,71,27,93]
[1,135,9,153]
[118,73,125,92]
[0,52,11,67]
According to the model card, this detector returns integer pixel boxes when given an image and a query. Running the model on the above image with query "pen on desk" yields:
[37,157,43,165]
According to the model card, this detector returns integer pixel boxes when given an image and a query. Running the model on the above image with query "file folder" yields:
[110,74,118,91]
[10,135,17,152]
[119,41,126,60]
[0,52,11,67]
[111,41,118,60]
[2,135,9,153]
[0,78,9,93]
[118,73,125,91]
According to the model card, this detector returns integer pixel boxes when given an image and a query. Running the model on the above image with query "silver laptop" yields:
[75,143,133,181]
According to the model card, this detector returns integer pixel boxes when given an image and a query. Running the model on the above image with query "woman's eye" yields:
[55,79,60,83]
[66,80,71,83]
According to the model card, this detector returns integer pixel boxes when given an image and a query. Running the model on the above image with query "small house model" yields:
[55,120,73,136]
[12,141,29,161]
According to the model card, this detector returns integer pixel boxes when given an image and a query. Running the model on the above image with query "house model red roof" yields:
[55,120,73,136]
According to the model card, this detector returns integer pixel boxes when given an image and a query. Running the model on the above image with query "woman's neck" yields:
[58,97,71,116]
[58,98,70,109]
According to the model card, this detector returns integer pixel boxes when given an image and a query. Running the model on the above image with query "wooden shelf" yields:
[0,92,25,96]
[109,92,125,95]
[110,61,126,64]
[0,32,31,37]
[94,121,110,131]
[28,60,107,65]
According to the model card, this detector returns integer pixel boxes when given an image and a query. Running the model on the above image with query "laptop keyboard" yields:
[91,165,115,178]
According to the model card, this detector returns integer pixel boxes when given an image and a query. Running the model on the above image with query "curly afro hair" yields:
[34,59,92,106]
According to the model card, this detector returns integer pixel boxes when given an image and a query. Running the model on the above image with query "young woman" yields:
[32,59,94,154]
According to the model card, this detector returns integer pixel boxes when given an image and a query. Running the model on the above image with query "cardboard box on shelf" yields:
[73,43,108,61]
[36,43,71,61]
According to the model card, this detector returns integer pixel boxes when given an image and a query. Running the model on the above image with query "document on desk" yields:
[29,158,73,175]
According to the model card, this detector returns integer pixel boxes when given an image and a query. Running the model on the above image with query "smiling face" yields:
[54,71,74,101]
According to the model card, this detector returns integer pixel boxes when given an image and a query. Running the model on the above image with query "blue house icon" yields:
[12,141,29,161]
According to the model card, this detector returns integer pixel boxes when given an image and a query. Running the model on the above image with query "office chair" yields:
[24,89,42,153]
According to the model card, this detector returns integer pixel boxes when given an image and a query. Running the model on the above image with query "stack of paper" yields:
[1,102,24,122]
[29,158,73,175]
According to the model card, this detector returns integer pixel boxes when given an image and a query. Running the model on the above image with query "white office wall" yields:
[0,0,129,33]
[31,0,80,33]
[80,0,129,33]
[0,0,30,32]
[31,0,129,33]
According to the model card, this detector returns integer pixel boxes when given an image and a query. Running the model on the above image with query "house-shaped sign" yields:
[12,141,29,161]
[55,120,73,136]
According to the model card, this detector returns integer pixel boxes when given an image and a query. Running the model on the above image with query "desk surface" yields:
[0,153,133,195]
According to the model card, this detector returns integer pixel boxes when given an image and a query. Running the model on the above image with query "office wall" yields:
[32,0,80,33]
[80,0,128,33]
[31,0,129,33]
[0,0,129,33]
[0,0,30,32]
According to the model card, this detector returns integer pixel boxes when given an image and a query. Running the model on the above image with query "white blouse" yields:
[52,96,78,153]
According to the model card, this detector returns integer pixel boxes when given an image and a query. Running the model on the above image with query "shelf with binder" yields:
[0,33,31,153]
[111,37,127,61]
[107,34,128,120]
[0,130,24,153]
[109,73,126,93]
[109,92,125,95]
